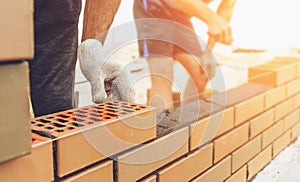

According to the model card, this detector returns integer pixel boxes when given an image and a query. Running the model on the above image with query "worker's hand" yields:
[78,39,135,103]
[207,15,233,45]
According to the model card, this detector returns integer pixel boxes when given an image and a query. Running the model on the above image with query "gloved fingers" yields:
[111,69,135,102]
[78,39,107,82]
[90,74,107,103]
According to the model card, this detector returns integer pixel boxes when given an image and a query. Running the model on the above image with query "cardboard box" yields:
[0,61,31,163]
[0,0,34,61]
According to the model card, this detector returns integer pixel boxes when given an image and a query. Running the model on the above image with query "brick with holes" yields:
[32,100,156,177]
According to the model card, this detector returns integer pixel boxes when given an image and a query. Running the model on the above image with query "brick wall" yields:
[1,57,300,181]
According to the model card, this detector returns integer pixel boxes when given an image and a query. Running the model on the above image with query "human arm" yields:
[168,0,235,46]
[207,0,237,48]
[81,0,121,42]
[79,0,135,103]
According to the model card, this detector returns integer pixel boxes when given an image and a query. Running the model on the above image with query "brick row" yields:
[214,123,249,163]
[225,165,247,182]
[31,101,156,177]
[117,127,189,182]
[189,107,234,151]
[232,135,261,172]
[273,131,291,157]
[248,60,297,86]
[158,144,213,182]
[62,160,113,182]
[247,146,272,180]
[191,156,231,182]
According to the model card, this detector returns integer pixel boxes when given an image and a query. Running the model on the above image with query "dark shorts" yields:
[29,0,81,116]
[133,0,203,58]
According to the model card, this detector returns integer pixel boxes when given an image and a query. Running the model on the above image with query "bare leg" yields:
[146,57,174,111]
[174,53,208,99]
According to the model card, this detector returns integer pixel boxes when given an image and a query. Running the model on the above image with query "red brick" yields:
[214,123,249,163]
[0,133,53,182]
[225,165,247,182]
[158,144,213,182]
[264,86,286,109]
[273,131,291,157]
[235,95,264,125]
[292,123,300,141]
[275,98,294,121]
[62,160,113,182]
[191,156,231,182]
[286,78,300,97]
[247,146,272,180]
[232,136,261,172]
[190,107,234,150]
[283,109,299,131]
[262,121,283,148]
[32,101,156,177]
[250,109,275,139]
[117,127,189,182]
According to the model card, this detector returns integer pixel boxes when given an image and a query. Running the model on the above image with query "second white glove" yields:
[78,39,135,103]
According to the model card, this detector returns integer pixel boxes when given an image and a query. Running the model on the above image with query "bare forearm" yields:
[81,0,121,42]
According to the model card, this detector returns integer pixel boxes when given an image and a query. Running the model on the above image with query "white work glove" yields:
[78,39,135,103]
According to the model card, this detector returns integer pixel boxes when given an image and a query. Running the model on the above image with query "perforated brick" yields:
[32,100,156,177]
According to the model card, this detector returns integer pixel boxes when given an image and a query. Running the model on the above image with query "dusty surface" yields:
[253,137,300,182]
